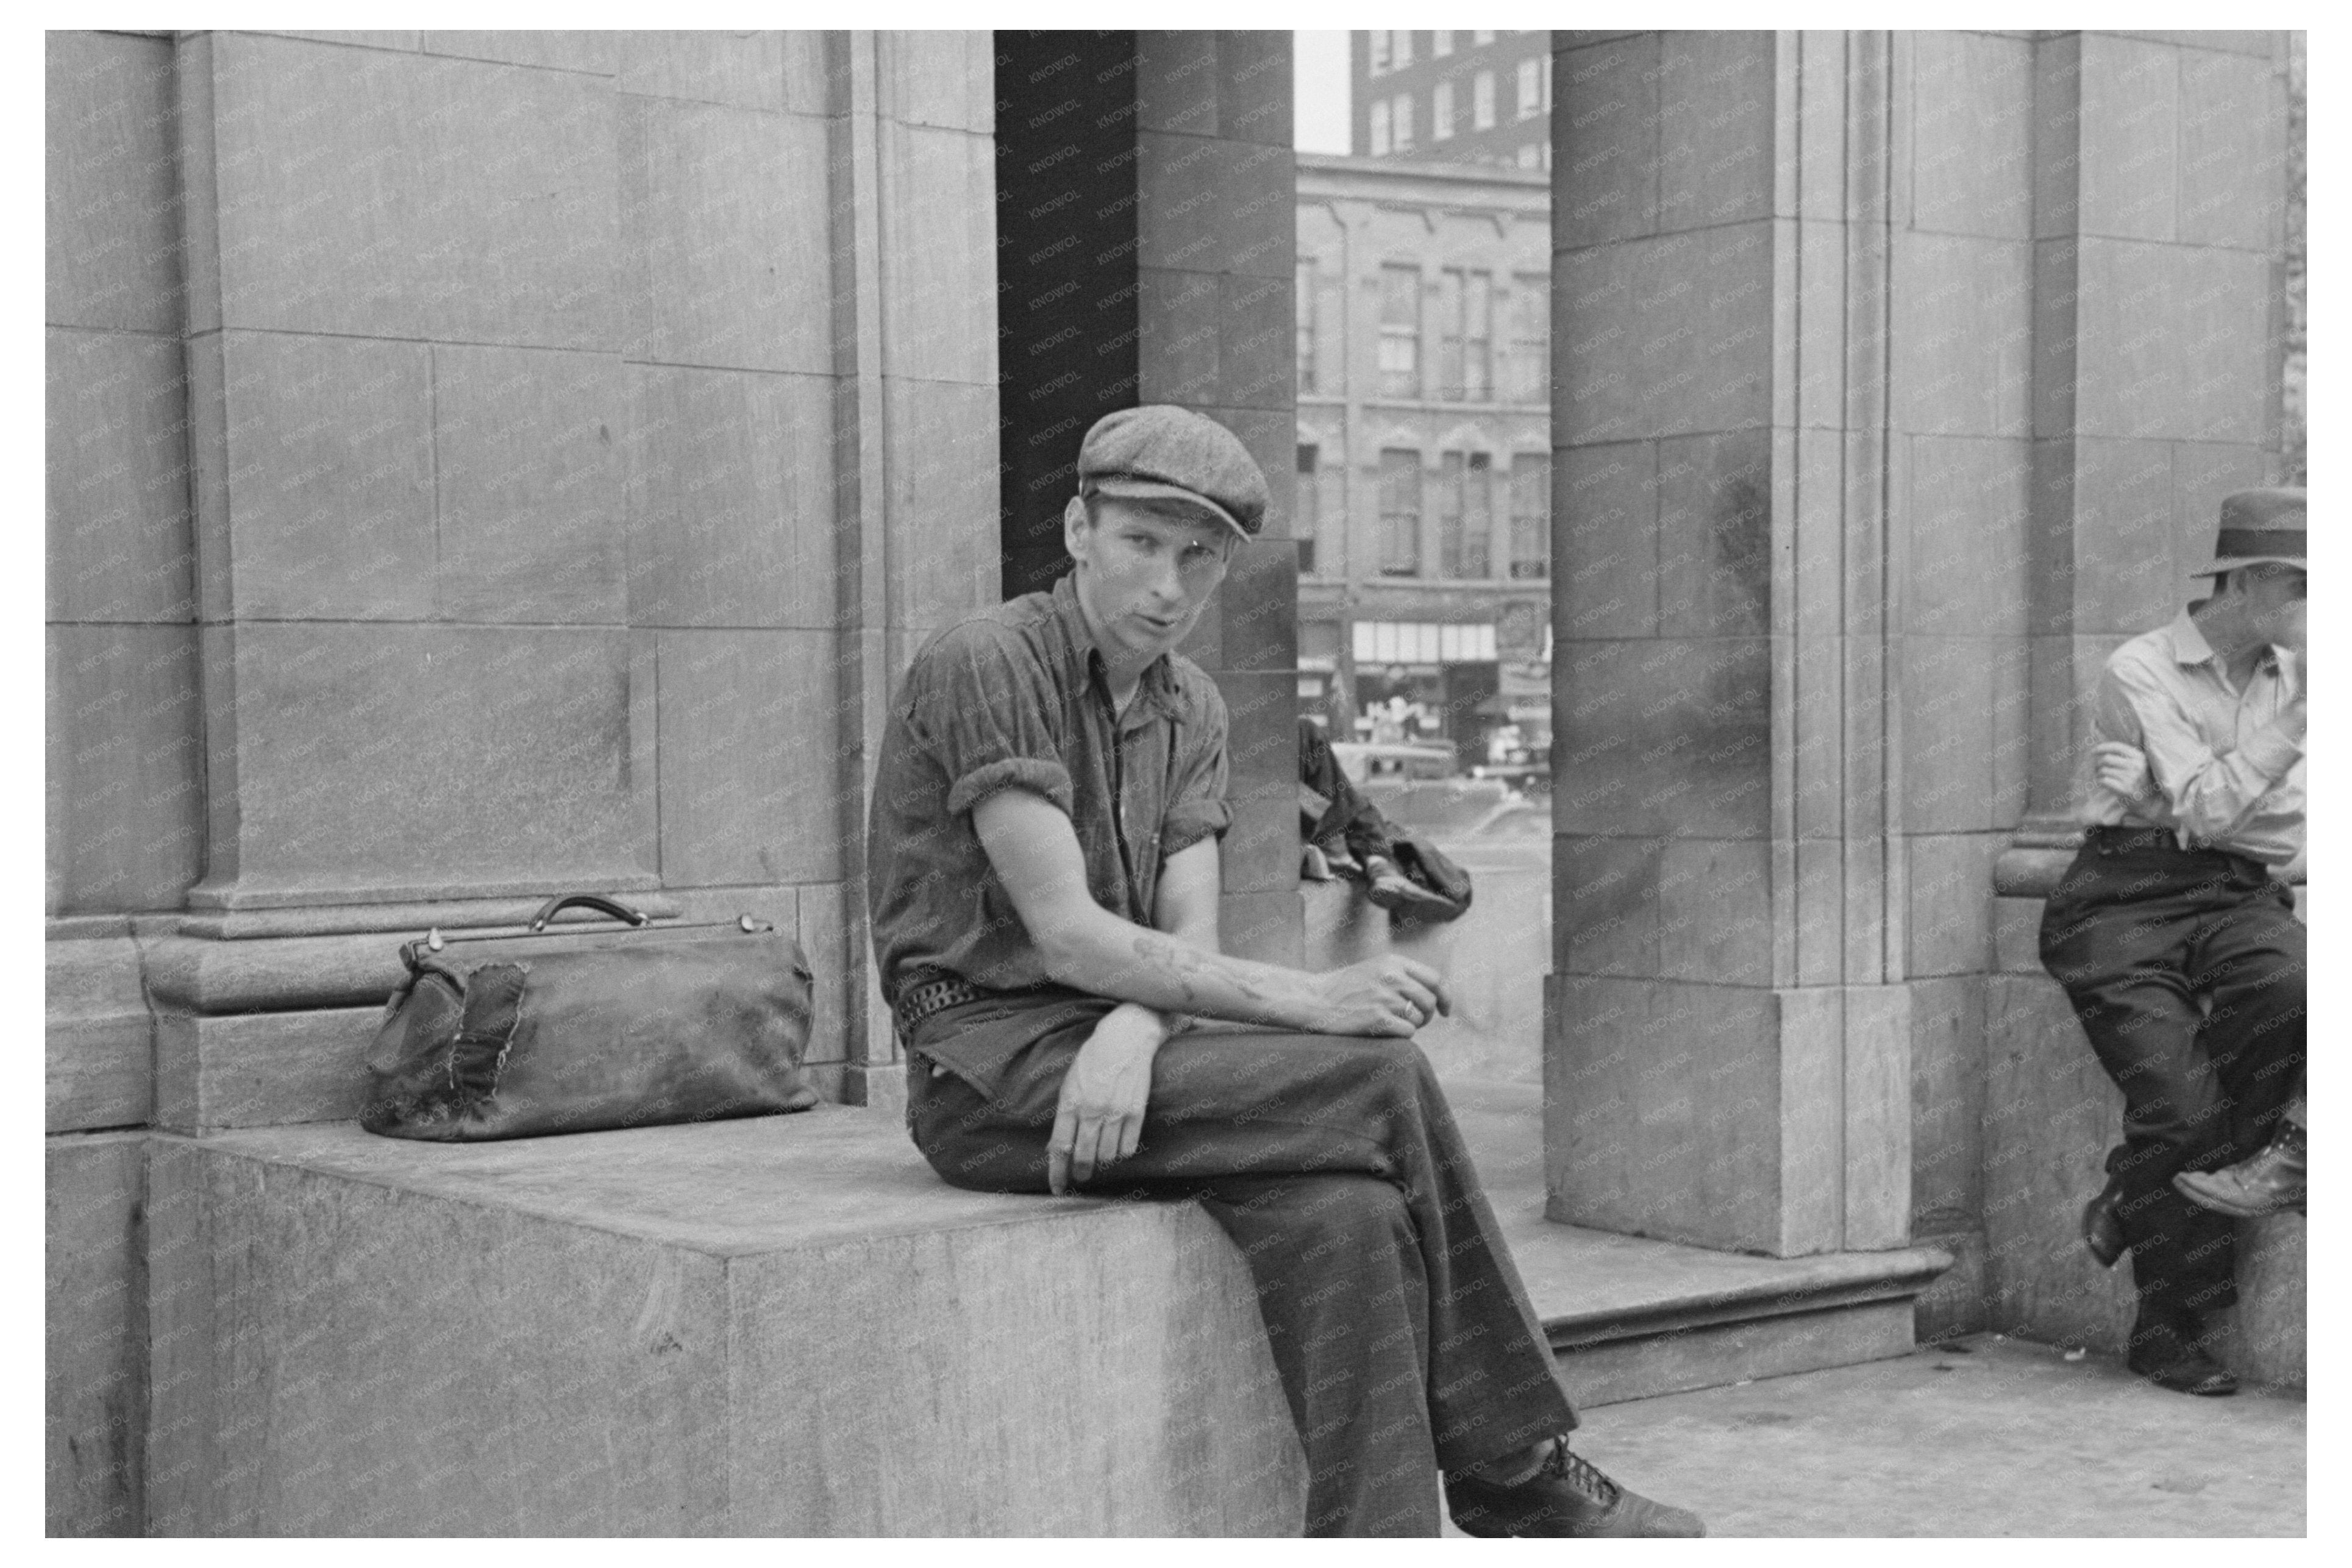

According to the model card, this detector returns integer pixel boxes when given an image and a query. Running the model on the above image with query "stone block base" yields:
[146,1111,1306,1535]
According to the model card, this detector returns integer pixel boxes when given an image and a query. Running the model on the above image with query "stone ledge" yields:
[146,1110,1306,1536]
[1543,1244,1953,1352]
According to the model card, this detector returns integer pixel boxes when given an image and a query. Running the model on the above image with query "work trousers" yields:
[904,1002,1578,1538]
[2039,834,2306,1320]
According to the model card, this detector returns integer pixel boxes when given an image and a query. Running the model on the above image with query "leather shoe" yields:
[2125,1319,2237,1397]
[1445,1439,1706,1538]
[1362,854,1461,922]
[2080,1175,2129,1268]
[2175,1122,2306,1219]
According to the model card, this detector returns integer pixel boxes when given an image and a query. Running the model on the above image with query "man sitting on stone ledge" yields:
[2040,488,2307,1399]
[864,405,1702,1538]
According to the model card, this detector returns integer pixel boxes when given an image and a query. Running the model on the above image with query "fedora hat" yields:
[2195,488,2306,576]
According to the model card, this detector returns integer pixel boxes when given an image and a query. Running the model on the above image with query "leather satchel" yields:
[362,893,822,1141]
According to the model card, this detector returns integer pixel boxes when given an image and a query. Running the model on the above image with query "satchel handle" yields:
[527,893,654,933]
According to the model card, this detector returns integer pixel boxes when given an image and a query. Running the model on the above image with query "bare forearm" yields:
[1041,904,1323,1030]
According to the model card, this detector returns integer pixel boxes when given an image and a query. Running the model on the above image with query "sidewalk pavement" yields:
[1559,1332,2304,1536]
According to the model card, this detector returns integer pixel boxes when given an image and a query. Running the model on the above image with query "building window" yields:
[1473,71,1495,130]
[1319,458,1346,578]
[1379,449,1422,576]
[1392,92,1414,153]
[1433,30,1453,57]
[1474,29,1495,46]
[1436,267,1491,402]
[1438,452,1494,579]
[1541,140,1552,171]
[1296,262,1317,395]
[1516,141,1541,170]
[1464,452,1493,577]
[1510,452,1551,580]
[1508,273,1549,403]
[1296,445,1319,576]
[1433,79,1455,141]
[1378,264,1421,398]
[1369,99,1390,156]
[1370,31,1389,76]
[1393,30,1414,69]
[1542,54,1553,111]
[1517,58,1542,120]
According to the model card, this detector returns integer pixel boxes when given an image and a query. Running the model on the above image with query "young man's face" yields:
[2231,563,2307,650]
[1064,493,1238,666]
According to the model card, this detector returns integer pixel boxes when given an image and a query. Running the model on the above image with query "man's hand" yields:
[1310,956,1452,1038]
[2092,741,2156,807]
[1047,1006,1167,1195]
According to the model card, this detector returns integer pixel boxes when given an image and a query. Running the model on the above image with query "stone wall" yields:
[47,29,1306,1534]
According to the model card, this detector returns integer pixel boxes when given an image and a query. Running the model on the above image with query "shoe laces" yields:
[1542,1441,1622,1505]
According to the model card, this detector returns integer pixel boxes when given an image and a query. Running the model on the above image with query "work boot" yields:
[2124,1315,2237,1397]
[1444,1439,1706,1538]
[2080,1174,2129,1268]
[2174,1122,2306,1219]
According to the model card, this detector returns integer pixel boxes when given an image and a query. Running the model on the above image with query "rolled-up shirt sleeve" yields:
[900,624,1075,819]
[1160,685,1233,859]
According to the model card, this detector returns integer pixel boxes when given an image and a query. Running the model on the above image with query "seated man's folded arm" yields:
[2106,658,2303,841]
[972,788,1438,1036]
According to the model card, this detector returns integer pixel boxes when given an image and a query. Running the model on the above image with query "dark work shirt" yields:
[866,572,1232,1019]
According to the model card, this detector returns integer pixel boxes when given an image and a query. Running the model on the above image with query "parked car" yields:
[1331,740,1458,783]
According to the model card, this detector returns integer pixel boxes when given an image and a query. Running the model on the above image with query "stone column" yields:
[1545,32,1914,1256]
[1135,31,1303,964]
[993,30,1302,966]
[1546,29,2290,1263]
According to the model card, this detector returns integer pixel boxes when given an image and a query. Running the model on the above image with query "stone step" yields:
[1441,1074,1953,1409]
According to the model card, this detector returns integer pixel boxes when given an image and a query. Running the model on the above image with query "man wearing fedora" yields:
[866,405,1702,1536]
[2040,488,2307,1397]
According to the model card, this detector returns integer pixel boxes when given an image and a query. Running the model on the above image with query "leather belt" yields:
[2086,825,2190,855]
[891,974,997,1039]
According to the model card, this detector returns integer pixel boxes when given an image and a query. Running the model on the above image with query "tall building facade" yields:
[1352,29,1552,170]
[1294,152,1550,764]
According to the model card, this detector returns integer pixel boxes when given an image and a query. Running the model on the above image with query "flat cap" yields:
[1077,405,1267,538]
[2198,487,2306,574]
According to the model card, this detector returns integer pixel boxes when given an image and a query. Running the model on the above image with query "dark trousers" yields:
[905,1009,1577,1537]
[1298,717,1396,865]
[2039,834,2306,1320]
